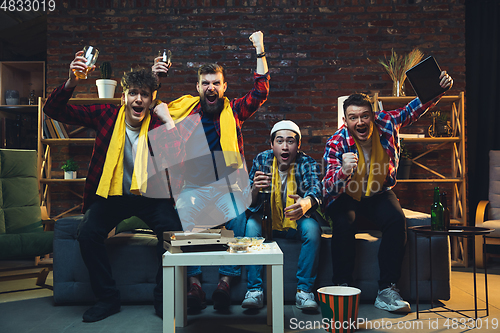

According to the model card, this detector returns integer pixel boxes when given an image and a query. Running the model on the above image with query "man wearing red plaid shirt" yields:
[151,31,269,311]
[323,71,453,313]
[44,59,184,322]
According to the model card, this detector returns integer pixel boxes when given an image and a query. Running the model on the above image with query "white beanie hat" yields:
[270,120,301,140]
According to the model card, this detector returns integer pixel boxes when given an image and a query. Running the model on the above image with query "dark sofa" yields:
[52,209,450,304]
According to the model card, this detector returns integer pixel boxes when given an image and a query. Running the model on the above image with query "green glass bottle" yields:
[431,187,444,231]
[440,191,451,231]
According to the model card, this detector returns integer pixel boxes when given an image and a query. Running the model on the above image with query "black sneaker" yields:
[82,300,121,322]
[212,280,231,309]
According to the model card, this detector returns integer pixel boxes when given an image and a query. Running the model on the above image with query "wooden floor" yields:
[1,259,500,332]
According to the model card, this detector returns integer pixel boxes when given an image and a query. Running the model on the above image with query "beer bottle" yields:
[261,195,273,241]
[28,90,36,105]
[157,49,171,77]
[440,191,451,231]
[431,187,444,231]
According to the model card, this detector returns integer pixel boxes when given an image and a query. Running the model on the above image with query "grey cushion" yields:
[480,220,500,238]
[53,215,158,303]
[489,151,500,220]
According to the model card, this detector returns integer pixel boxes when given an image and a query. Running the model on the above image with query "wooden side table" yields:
[162,242,284,333]
[409,225,493,319]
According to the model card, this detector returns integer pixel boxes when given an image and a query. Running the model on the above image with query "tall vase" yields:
[392,80,405,97]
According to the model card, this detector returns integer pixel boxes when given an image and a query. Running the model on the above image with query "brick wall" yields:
[46,0,466,217]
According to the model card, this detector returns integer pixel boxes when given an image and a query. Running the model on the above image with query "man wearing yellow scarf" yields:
[152,31,270,311]
[323,72,453,314]
[241,120,323,311]
[44,57,184,322]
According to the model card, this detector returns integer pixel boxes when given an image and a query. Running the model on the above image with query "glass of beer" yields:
[259,164,272,194]
[73,45,99,80]
[155,49,172,77]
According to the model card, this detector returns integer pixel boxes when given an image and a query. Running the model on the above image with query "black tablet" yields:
[405,56,446,104]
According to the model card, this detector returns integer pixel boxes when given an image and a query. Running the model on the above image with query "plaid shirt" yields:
[44,72,269,212]
[248,150,322,214]
[322,96,442,209]
[43,83,185,212]
[164,72,270,194]
[171,72,270,158]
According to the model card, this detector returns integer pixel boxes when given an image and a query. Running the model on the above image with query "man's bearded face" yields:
[197,72,227,115]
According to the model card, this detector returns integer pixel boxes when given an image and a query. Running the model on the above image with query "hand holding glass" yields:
[155,49,172,77]
[259,165,272,194]
[72,46,99,80]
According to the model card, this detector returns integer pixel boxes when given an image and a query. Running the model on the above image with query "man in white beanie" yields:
[242,120,322,311]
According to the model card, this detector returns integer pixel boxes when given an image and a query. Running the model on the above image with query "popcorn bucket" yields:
[317,286,361,333]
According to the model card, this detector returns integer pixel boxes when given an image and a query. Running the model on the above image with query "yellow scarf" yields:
[346,127,390,201]
[96,105,151,198]
[270,157,297,231]
[167,95,242,168]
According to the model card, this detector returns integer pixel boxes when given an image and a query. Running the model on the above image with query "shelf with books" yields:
[37,97,121,219]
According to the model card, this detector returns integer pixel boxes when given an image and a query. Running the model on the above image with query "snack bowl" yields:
[235,236,252,244]
[227,242,249,253]
[251,237,265,246]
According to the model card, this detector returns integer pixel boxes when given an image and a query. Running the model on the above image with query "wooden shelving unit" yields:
[0,61,45,149]
[0,61,45,107]
[37,97,121,219]
[372,93,468,265]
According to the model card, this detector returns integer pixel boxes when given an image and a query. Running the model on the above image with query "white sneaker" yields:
[295,290,318,310]
[242,290,264,309]
[374,284,411,313]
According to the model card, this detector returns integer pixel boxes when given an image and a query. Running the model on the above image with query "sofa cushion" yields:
[0,149,38,178]
[489,151,500,220]
[0,149,49,259]
[3,206,43,234]
[53,215,158,303]
[478,220,500,238]
[0,149,42,236]
[0,231,53,259]
[403,208,432,227]
[115,216,149,234]
[52,209,450,304]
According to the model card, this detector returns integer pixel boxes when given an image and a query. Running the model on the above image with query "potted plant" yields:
[378,48,424,97]
[428,110,452,137]
[96,62,117,98]
[61,158,79,179]
[397,140,412,179]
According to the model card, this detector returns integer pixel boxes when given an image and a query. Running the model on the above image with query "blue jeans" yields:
[186,211,247,277]
[245,213,321,292]
[175,180,250,232]
[178,179,249,278]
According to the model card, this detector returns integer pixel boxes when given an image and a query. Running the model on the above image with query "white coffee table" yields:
[162,242,284,333]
